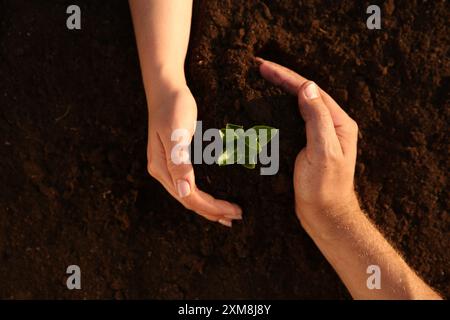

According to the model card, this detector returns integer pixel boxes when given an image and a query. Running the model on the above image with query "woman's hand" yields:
[129,0,241,227]
[146,82,242,227]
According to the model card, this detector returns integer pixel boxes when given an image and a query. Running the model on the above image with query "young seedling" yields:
[217,123,278,169]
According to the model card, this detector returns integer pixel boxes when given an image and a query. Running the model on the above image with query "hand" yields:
[257,58,360,236]
[146,81,242,227]
[257,60,442,300]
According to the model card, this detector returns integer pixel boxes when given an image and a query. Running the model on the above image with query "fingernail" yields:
[304,82,319,100]
[218,219,232,228]
[176,180,191,198]
[228,205,243,219]
[255,57,265,64]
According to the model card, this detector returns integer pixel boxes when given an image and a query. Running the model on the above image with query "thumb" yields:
[169,161,195,199]
[298,82,342,158]
[165,127,195,198]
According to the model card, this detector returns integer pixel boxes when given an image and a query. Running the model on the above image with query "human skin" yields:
[257,58,442,300]
[129,0,242,227]
[129,0,441,299]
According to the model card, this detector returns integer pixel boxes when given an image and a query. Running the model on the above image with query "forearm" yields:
[301,200,441,300]
[129,0,192,92]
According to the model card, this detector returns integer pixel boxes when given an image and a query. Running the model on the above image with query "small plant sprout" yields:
[217,123,279,169]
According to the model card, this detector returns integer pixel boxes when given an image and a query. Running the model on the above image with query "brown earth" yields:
[0,0,448,299]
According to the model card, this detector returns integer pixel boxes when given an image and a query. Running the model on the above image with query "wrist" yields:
[297,193,363,242]
[145,64,187,94]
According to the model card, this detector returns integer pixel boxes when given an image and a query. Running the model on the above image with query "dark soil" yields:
[0,0,448,299]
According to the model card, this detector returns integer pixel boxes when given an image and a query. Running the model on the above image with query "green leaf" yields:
[242,163,256,169]
[219,128,225,139]
[226,123,243,130]
[218,123,278,170]
[221,127,240,141]
[252,125,278,147]
[243,130,261,153]
[217,149,235,166]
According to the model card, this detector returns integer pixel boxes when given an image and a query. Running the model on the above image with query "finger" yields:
[149,134,241,224]
[320,90,358,159]
[185,188,242,221]
[159,172,236,222]
[257,57,305,95]
[298,81,342,159]
[258,58,347,123]
[160,132,243,220]
[257,57,358,156]
[160,125,196,198]
[217,218,233,228]
[150,152,239,225]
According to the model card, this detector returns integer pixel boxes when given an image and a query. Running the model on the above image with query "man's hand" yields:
[257,58,441,299]
[257,58,359,236]
[146,82,242,227]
